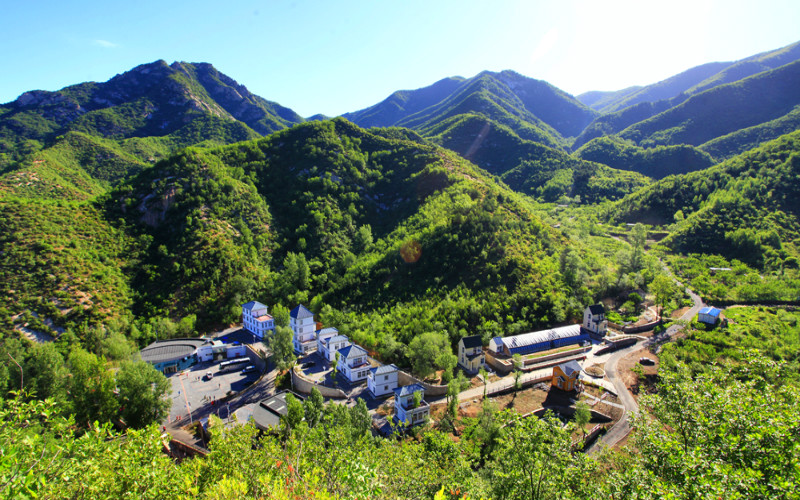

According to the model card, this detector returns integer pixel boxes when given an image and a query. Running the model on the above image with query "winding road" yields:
[589,280,704,453]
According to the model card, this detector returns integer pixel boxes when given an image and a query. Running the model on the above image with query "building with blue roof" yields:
[394,383,429,426]
[337,344,370,383]
[368,364,399,397]
[290,304,317,354]
[698,307,722,325]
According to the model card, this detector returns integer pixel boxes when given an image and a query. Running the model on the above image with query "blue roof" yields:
[371,364,398,375]
[337,344,367,359]
[699,307,721,317]
[394,383,424,397]
[290,304,314,320]
[242,300,268,311]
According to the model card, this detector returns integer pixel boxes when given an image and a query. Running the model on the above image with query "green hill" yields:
[424,114,650,202]
[345,70,598,144]
[620,60,800,148]
[575,136,714,179]
[608,130,800,268]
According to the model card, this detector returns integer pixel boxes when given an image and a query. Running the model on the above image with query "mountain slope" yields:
[575,136,714,179]
[424,114,650,202]
[619,60,800,148]
[608,130,800,268]
[0,60,302,193]
[344,70,598,143]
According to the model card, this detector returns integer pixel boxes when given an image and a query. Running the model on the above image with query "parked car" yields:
[205,371,214,380]
[241,365,256,374]
[638,357,655,366]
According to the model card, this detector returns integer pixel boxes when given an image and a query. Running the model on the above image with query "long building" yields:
[488,324,590,357]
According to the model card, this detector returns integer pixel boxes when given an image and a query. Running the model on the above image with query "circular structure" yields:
[584,365,606,378]
[140,338,209,374]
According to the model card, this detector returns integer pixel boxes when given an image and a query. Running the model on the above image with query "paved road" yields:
[589,274,705,454]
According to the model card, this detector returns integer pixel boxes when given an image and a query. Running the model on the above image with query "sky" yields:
[2,0,799,117]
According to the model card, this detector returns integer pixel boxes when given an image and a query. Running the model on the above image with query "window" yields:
[384,375,389,381]
[384,385,388,390]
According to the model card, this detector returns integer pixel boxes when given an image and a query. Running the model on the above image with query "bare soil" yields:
[617,348,660,400]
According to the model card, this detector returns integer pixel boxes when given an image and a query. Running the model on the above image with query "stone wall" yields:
[396,369,448,397]
[291,367,348,399]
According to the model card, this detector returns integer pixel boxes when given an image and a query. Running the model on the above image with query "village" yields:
[139,296,719,454]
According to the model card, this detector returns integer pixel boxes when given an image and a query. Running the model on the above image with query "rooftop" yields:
[140,338,209,364]
[461,335,483,349]
[394,383,424,397]
[557,360,582,377]
[242,300,268,311]
[255,314,273,322]
[699,307,722,317]
[290,304,314,320]
[371,364,398,376]
[501,324,583,350]
[251,391,304,431]
[338,344,367,359]
[588,304,605,315]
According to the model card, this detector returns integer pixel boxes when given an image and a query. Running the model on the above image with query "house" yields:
[583,304,607,336]
[241,301,274,339]
[319,334,351,363]
[393,384,430,426]
[368,364,399,397]
[251,390,305,432]
[315,327,339,354]
[291,304,317,354]
[488,324,590,357]
[552,360,582,392]
[337,344,371,383]
[457,335,485,373]
[698,307,722,325]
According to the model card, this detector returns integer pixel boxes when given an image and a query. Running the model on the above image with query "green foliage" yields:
[617,364,800,498]
[576,135,714,178]
[270,325,296,371]
[115,360,171,429]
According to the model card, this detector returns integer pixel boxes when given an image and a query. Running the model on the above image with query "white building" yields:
[394,384,429,426]
[583,304,607,336]
[316,327,339,354]
[242,301,274,339]
[368,364,399,397]
[319,334,350,363]
[291,304,317,354]
[337,344,370,383]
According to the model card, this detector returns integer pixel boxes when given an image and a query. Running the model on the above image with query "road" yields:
[588,276,704,454]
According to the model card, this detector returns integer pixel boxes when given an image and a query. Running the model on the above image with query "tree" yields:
[303,387,325,428]
[611,361,800,498]
[24,342,66,401]
[512,354,523,392]
[271,303,290,328]
[349,398,371,438]
[281,393,304,433]
[446,377,460,421]
[574,401,591,438]
[436,350,457,383]
[650,273,678,321]
[331,351,340,387]
[115,360,171,429]
[627,222,647,273]
[66,348,119,427]
[269,325,295,371]
[408,332,449,379]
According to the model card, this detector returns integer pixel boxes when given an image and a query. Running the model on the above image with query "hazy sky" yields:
[2,0,799,117]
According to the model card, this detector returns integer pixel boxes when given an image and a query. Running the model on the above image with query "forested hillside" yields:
[608,130,800,273]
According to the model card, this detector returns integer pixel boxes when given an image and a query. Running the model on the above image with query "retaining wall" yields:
[396,370,448,397]
[291,367,348,399]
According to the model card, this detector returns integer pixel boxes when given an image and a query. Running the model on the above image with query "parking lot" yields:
[167,358,261,423]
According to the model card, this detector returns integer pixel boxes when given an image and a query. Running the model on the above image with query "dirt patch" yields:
[617,348,659,400]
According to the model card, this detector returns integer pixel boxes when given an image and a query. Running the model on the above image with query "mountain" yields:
[578,40,800,114]
[619,59,800,148]
[0,61,303,199]
[344,70,598,143]
[607,129,800,268]
[575,136,714,179]
[424,114,650,202]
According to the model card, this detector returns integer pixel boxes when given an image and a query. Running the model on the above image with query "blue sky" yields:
[2,0,799,117]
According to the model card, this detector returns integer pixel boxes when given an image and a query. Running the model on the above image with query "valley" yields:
[2,38,800,499]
